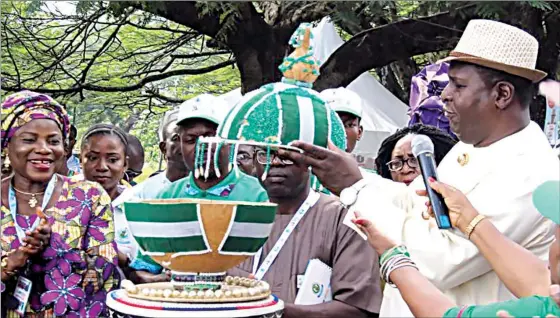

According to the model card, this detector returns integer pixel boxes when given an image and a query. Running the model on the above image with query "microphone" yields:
[411,135,452,229]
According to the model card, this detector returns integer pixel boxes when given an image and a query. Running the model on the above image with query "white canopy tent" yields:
[219,17,409,166]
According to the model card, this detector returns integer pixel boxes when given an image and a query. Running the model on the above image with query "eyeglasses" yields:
[236,153,252,163]
[255,150,294,165]
[386,157,418,172]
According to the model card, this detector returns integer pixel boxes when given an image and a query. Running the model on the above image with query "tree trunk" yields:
[223,4,288,93]
[390,58,418,103]
[122,109,141,133]
[375,65,408,103]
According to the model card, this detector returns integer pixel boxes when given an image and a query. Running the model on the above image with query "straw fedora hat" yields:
[441,19,547,83]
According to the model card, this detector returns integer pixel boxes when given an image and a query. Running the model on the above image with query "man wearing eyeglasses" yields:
[222,82,381,317]
[229,144,380,318]
[236,144,257,177]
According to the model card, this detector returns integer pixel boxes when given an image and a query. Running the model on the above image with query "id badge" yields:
[14,276,32,317]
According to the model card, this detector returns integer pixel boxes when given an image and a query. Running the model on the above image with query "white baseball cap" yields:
[157,108,180,141]
[320,87,363,119]
[177,94,228,126]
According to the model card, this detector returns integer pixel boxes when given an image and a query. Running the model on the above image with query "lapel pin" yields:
[457,153,469,166]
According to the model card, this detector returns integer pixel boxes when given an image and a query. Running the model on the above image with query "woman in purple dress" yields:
[1,91,120,317]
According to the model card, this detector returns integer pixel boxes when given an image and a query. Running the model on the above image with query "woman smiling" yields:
[0,91,120,317]
[375,124,457,185]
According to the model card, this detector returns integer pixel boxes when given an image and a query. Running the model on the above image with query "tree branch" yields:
[171,50,232,59]
[314,4,479,91]
[131,1,221,37]
[80,21,124,84]
[143,89,185,104]
[1,60,235,95]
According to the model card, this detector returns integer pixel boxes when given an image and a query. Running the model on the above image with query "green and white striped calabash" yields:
[195,82,346,191]
[218,82,346,151]
[124,199,277,273]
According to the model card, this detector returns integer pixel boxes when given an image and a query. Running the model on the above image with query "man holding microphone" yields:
[281,19,559,316]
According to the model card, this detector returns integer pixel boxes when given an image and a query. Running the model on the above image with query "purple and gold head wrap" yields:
[408,62,456,139]
[1,91,70,149]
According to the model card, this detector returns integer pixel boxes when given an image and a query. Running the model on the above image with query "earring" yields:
[2,153,10,169]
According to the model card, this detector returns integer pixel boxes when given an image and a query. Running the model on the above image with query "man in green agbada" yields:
[129,94,268,276]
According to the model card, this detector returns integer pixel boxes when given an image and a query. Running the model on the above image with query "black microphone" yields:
[411,135,452,229]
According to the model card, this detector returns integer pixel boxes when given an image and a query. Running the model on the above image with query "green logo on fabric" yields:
[312,283,320,294]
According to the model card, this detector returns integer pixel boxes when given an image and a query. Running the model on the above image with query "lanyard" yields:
[252,190,320,280]
[8,175,57,244]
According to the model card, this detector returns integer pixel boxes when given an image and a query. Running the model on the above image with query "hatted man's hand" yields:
[279,140,363,195]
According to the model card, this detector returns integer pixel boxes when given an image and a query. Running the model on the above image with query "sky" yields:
[44,1,76,15]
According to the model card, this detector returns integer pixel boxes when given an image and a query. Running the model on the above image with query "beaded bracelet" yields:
[381,255,414,282]
[379,245,418,287]
[380,245,410,265]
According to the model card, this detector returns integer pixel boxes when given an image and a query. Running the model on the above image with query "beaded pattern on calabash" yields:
[218,83,346,151]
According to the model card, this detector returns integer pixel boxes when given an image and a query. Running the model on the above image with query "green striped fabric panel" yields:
[219,87,273,140]
[310,96,329,147]
[124,202,210,255]
[279,92,300,143]
[219,204,276,255]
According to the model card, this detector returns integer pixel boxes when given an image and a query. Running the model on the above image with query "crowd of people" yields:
[1,19,559,318]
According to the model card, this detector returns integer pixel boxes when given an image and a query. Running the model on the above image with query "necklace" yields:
[12,178,56,208]
[8,175,57,244]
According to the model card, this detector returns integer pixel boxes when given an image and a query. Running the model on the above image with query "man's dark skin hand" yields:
[126,268,171,284]
[278,140,363,196]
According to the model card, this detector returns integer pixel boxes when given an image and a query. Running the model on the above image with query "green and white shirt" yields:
[156,168,269,202]
[128,169,268,273]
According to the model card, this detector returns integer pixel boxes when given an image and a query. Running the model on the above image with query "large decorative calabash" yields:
[193,22,346,192]
[124,199,276,285]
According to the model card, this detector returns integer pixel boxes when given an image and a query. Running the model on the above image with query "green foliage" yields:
[194,2,241,41]
[2,0,557,165]
[475,2,508,20]
[524,0,553,11]
[24,0,42,14]
[1,0,239,166]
